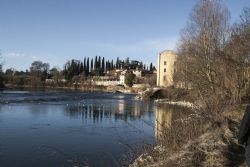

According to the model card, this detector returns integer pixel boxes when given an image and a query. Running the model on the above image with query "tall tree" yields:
[80,62,84,74]
[86,57,90,75]
[111,59,114,70]
[222,7,250,103]
[98,56,101,69]
[94,56,97,70]
[91,58,93,72]
[102,57,105,72]
[106,60,110,72]
[175,0,231,111]
[63,59,81,80]
[150,63,153,71]
[116,57,120,69]
[83,58,86,73]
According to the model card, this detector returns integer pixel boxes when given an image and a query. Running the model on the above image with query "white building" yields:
[119,75,125,85]
[132,69,142,78]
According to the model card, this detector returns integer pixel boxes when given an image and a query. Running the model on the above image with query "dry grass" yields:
[131,105,247,167]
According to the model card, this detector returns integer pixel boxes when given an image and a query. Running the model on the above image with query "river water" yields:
[0,90,158,167]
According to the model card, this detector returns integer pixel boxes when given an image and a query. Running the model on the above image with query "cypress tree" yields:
[102,57,105,72]
[106,60,110,71]
[91,58,93,72]
[116,57,119,69]
[80,62,84,74]
[94,56,97,70]
[98,56,101,69]
[86,57,89,75]
[111,59,114,70]
[83,58,86,72]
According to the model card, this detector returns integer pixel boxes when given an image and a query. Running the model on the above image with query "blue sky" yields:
[0,0,249,71]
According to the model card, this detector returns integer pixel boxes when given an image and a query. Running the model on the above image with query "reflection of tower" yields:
[155,105,173,140]
[133,102,141,116]
[116,100,125,114]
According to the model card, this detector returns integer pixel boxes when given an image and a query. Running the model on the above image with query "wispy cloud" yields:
[5,52,25,58]
[80,37,178,54]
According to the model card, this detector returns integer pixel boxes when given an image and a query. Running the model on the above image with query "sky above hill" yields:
[0,0,250,71]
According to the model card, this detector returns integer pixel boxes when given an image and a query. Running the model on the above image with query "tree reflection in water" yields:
[63,100,152,123]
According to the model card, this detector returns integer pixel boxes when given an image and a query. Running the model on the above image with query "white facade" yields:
[94,80,120,86]
[119,75,125,85]
[132,69,142,78]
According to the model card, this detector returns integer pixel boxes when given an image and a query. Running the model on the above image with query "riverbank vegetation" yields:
[132,0,250,166]
[1,56,156,90]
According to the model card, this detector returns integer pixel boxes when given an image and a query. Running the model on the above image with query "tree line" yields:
[0,55,156,87]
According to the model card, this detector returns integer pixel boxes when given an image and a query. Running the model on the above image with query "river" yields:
[0,90,159,167]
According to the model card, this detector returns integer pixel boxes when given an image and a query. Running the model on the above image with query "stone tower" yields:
[157,50,177,87]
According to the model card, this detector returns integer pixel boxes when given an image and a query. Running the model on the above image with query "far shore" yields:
[2,84,139,95]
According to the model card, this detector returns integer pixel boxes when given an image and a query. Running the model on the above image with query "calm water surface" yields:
[0,90,156,167]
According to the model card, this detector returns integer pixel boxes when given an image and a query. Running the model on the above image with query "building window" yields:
[163,76,166,81]
[164,61,167,65]
[164,68,166,72]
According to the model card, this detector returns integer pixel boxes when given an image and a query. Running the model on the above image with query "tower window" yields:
[163,76,166,81]
[164,68,166,72]
[164,61,167,65]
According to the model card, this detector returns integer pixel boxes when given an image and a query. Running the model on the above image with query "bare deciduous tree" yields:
[175,0,231,112]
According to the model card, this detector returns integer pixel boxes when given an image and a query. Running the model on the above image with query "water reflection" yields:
[154,104,193,141]
[0,91,156,167]
[29,105,49,116]
[62,100,151,123]
[155,104,173,140]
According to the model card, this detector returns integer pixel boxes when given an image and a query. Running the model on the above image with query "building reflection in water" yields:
[63,100,152,123]
[116,99,125,115]
[155,104,173,140]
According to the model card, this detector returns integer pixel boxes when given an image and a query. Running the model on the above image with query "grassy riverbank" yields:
[131,102,247,167]
[131,108,246,167]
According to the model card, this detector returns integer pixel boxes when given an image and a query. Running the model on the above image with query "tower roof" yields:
[159,50,176,55]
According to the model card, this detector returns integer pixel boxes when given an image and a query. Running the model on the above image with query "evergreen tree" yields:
[116,57,120,69]
[86,57,89,75]
[98,56,101,69]
[111,59,114,70]
[150,63,153,71]
[106,61,109,72]
[80,62,84,73]
[83,58,86,71]
[94,56,97,70]
[102,57,105,72]
[91,58,93,72]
